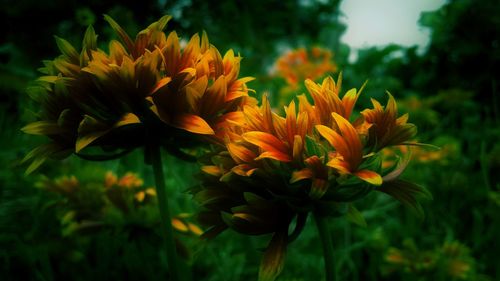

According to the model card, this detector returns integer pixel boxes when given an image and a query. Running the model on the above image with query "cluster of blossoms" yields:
[22,15,254,172]
[23,16,430,281]
[192,74,429,280]
[37,172,202,259]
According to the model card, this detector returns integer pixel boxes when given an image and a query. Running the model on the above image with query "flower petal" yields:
[255,151,291,162]
[315,125,350,161]
[173,114,215,135]
[326,157,351,174]
[258,231,288,281]
[354,169,382,185]
[227,142,256,163]
[331,112,363,167]
[290,168,313,183]
[201,165,223,177]
[242,132,291,162]
[309,178,328,199]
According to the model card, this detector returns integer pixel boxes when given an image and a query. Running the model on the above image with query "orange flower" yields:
[316,113,382,185]
[301,73,366,125]
[193,74,430,281]
[22,15,254,172]
[275,47,337,87]
[150,38,255,135]
[361,93,417,150]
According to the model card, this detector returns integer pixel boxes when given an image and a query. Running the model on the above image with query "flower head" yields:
[361,93,417,151]
[193,75,430,281]
[22,15,254,172]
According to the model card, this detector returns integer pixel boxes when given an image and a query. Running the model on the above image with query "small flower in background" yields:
[384,239,482,280]
[21,15,254,173]
[381,136,459,169]
[193,74,431,281]
[37,171,202,241]
[171,213,204,236]
[271,47,337,109]
[274,47,337,87]
[104,171,154,213]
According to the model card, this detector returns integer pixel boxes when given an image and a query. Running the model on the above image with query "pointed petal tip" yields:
[355,170,382,186]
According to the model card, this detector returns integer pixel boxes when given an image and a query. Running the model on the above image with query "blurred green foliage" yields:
[0,0,499,280]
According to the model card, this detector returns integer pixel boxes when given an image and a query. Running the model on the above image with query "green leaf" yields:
[258,231,287,281]
[82,25,98,62]
[54,36,79,63]
[22,143,66,174]
[401,142,441,150]
[243,192,269,207]
[305,135,324,157]
[103,14,135,55]
[360,152,382,171]
[26,86,47,102]
[346,204,367,227]
[377,179,432,219]
[82,25,97,51]
[327,181,373,202]
[146,15,172,31]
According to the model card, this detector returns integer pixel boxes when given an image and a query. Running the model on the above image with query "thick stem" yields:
[150,146,180,281]
[314,212,336,281]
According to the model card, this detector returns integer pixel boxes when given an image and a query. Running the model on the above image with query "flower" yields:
[384,240,476,280]
[275,47,337,87]
[272,47,338,109]
[301,73,365,124]
[315,113,382,185]
[22,15,254,173]
[193,75,430,281]
[361,93,417,151]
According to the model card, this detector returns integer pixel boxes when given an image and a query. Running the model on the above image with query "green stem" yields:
[314,212,336,281]
[150,146,180,281]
